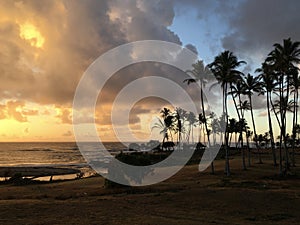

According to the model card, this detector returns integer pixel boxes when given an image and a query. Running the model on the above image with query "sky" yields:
[0,0,299,142]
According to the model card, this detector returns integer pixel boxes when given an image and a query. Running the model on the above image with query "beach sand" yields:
[0,155,299,225]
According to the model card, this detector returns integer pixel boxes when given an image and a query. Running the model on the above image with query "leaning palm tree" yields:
[241,73,263,163]
[208,51,246,176]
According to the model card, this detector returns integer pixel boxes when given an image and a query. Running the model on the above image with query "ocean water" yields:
[0,142,127,167]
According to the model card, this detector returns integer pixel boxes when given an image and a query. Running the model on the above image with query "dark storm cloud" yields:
[221,0,300,61]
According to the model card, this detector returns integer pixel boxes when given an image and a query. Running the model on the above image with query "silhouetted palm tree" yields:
[257,63,278,166]
[230,80,249,170]
[174,107,187,146]
[228,118,237,147]
[186,111,197,144]
[184,60,215,173]
[210,117,220,146]
[152,108,175,148]
[266,38,300,175]
[198,113,206,144]
[238,101,251,168]
[208,51,246,176]
[242,73,263,163]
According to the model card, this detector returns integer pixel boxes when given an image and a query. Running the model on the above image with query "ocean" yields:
[0,142,127,167]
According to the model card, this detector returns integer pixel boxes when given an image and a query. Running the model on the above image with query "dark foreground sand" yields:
[0,156,299,225]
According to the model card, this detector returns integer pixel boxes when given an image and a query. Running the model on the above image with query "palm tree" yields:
[184,60,215,173]
[186,111,197,144]
[257,63,278,166]
[174,107,187,146]
[295,124,300,140]
[210,117,220,146]
[228,118,237,147]
[263,132,271,148]
[208,51,246,176]
[198,113,206,144]
[237,101,251,169]
[152,108,175,148]
[242,73,263,163]
[184,60,213,145]
[229,80,249,170]
[266,38,300,175]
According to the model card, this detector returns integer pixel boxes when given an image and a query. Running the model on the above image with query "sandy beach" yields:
[0,154,299,225]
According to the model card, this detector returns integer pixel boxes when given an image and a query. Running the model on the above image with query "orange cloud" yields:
[55,107,72,124]
[0,100,39,122]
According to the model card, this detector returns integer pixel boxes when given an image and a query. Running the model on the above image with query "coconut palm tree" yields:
[184,60,213,145]
[257,63,278,166]
[208,51,246,176]
[266,38,300,175]
[186,111,197,144]
[174,107,188,146]
[241,73,263,163]
[210,117,220,146]
[229,80,249,170]
[228,118,237,147]
[152,108,175,148]
[238,101,251,168]
[198,113,206,144]
[184,60,215,173]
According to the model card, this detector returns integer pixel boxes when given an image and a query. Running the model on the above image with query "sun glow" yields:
[19,22,45,48]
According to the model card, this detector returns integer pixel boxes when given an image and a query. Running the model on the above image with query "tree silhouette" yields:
[184,60,215,173]
[208,51,246,176]
[241,73,263,163]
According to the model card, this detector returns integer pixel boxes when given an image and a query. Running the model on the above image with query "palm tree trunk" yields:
[278,78,284,176]
[291,88,298,167]
[249,94,262,163]
[229,132,233,147]
[198,124,202,143]
[238,94,246,170]
[200,83,214,174]
[191,125,194,144]
[270,98,281,127]
[224,84,230,176]
[285,76,291,172]
[246,133,251,167]
[267,91,277,166]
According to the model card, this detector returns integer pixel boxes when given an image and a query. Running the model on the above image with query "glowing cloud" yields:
[19,22,45,48]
